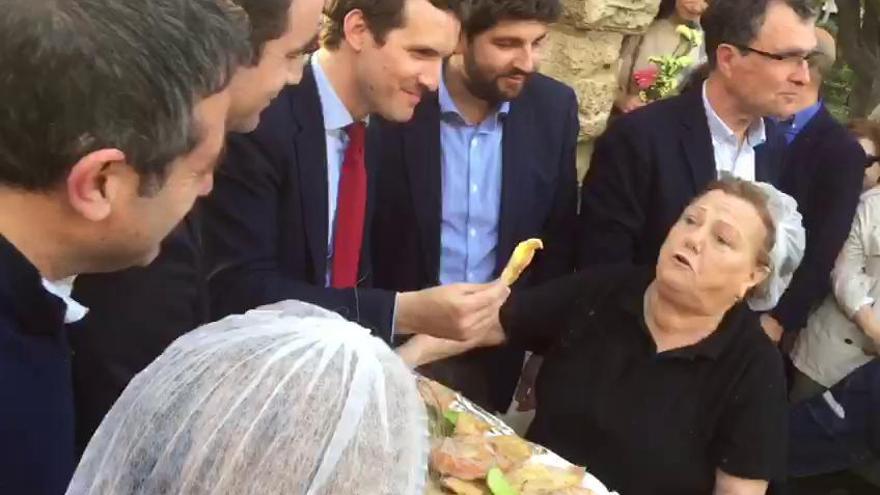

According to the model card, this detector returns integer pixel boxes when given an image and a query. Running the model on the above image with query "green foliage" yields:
[823,62,855,122]
[638,25,703,102]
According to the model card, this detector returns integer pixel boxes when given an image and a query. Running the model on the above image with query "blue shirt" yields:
[311,54,364,286]
[781,101,823,144]
[438,76,509,284]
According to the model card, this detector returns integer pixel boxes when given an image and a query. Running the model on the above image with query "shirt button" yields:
[469,228,476,238]
[467,271,475,280]
[471,184,478,194]
[471,139,479,148]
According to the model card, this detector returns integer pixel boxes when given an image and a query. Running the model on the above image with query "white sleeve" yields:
[831,201,875,318]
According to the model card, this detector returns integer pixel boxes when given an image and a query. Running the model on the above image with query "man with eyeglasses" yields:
[576,0,817,299]
[768,28,865,345]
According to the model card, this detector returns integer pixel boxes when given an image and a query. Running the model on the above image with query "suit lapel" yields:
[404,96,443,283]
[681,90,717,193]
[497,97,533,274]
[756,116,793,184]
[291,65,330,280]
[754,126,773,183]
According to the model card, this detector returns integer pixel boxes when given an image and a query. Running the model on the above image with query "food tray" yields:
[445,388,618,495]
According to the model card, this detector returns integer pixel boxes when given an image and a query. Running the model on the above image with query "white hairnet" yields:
[67,300,428,495]
[748,182,806,312]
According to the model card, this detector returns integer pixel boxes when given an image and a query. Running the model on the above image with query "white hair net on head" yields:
[67,300,428,495]
[747,181,806,312]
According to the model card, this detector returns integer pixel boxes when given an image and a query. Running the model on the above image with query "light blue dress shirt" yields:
[438,76,509,285]
[780,101,822,144]
[311,55,359,286]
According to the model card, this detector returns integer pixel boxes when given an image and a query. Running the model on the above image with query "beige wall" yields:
[541,0,662,179]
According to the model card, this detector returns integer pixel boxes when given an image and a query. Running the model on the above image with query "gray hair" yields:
[0,0,249,193]
[702,0,817,68]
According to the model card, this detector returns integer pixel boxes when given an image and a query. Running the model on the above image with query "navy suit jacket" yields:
[69,217,206,453]
[0,236,75,495]
[577,88,787,268]
[370,74,580,411]
[774,104,864,332]
[202,64,395,342]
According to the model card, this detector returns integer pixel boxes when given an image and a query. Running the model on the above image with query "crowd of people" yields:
[0,0,878,493]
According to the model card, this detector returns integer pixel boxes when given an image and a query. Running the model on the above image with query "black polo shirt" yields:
[0,235,76,494]
[501,265,788,495]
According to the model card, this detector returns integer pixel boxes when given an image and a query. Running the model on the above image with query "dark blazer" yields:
[0,236,75,495]
[773,104,864,332]
[69,217,206,453]
[577,88,787,268]
[370,74,579,411]
[201,64,395,342]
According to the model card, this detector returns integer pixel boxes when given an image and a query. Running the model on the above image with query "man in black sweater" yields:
[0,0,243,492]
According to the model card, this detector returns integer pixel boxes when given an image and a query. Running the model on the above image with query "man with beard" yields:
[370,0,578,413]
[202,0,511,346]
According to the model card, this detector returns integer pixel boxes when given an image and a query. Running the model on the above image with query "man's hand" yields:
[760,314,785,343]
[618,94,646,114]
[395,282,510,341]
[396,334,482,368]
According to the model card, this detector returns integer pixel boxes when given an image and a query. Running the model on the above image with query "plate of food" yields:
[418,378,617,495]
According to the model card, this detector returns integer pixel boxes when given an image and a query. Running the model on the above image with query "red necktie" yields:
[331,122,367,288]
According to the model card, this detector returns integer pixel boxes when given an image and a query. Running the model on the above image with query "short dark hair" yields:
[702,0,817,67]
[322,0,466,50]
[655,0,677,20]
[0,0,246,192]
[462,0,561,38]
[229,0,294,63]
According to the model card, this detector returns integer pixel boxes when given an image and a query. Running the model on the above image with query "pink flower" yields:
[633,66,659,90]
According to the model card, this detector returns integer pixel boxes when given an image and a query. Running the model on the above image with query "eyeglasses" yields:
[866,155,879,169]
[729,43,817,69]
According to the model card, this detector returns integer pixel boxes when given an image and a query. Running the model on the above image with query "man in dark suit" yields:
[69,0,326,455]
[577,0,818,339]
[0,0,241,492]
[202,0,509,347]
[370,0,578,412]
[770,28,864,340]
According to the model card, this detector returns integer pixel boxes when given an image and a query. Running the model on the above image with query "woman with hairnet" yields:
[67,301,428,495]
[405,177,806,495]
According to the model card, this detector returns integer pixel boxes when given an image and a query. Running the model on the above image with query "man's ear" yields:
[65,148,127,222]
[342,9,370,52]
[453,31,468,55]
[714,44,739,80]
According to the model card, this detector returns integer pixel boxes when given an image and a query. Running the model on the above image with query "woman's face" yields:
[656,190,770,313]
[859,137,880,191]
[676,0,708,22]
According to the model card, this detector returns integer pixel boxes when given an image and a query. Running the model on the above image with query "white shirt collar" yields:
[701,81,766,148]
[310,54,368,131]
[42,276,88,324]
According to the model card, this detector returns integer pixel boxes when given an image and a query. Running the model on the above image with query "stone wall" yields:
[541,0,662,178]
